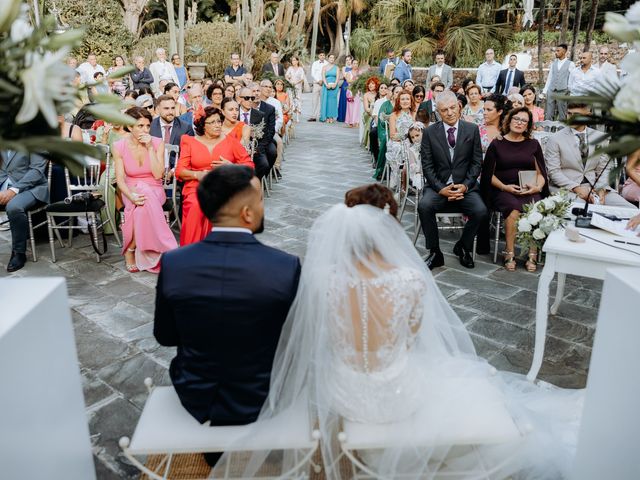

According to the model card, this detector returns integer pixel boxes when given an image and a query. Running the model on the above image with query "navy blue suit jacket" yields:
[154,231,301,425]
[150,116,194,146]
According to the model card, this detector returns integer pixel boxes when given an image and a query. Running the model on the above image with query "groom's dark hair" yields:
[198,165,255,222]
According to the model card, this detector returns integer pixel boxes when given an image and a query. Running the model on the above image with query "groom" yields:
[417,90,488,270]
[154,165,301,465]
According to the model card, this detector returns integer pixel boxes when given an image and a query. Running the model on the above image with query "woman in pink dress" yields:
[344,60,361,127]
[113,106,178,272]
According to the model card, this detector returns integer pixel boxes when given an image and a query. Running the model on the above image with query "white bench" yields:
[119,379,321,480]
[337,375,527,479]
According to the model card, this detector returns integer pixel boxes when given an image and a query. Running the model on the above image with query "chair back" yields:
[82,129,98,144]
[164,144,180,169]
[64,144,109,199]
[532,131,553,157]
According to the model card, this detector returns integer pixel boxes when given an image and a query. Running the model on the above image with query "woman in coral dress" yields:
[113,106,178,273]
[176,106,254,245]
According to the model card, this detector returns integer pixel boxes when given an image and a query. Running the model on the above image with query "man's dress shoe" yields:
[425,250,444,270]
[7,251,27,273]
[453,242,475,269]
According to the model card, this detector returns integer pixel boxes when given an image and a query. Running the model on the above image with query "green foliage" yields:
[50,0,134,66]
[350,28,375,64]
[507,30,614,52]
[132,22,240,77]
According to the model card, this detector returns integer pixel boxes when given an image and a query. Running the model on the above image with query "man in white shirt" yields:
[543,43,575,120]
[77,53,105,85]
[149,48,179,95]
[309,52,326,122]
[594,46,618,82]
[476,49,502,94]
[568,51,599,96]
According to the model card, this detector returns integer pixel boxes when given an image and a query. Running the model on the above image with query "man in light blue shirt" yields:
[393,49,412,83]
[476,49,502,93]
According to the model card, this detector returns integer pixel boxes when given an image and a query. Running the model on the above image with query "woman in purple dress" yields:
[480,107,549,273]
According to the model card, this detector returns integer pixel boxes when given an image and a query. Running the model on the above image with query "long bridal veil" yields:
[212,203,583,479]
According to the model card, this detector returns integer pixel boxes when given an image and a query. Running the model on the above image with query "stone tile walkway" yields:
[0,94,599,478]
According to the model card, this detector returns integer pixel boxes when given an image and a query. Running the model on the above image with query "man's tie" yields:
[447,127,456,148]
[577,132,588,164]
[243,112,250,124]
[163,125,171,144]
[504,70,513,94]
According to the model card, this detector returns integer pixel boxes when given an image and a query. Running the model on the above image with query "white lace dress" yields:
[386,112,414,189]
[326,267,427,423]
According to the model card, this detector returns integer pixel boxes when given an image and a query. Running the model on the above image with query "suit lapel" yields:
[435,123,452,163]
[452,122,465,165]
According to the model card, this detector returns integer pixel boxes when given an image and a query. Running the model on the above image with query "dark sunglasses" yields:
[143,104,154,110]
[241,96,256,101]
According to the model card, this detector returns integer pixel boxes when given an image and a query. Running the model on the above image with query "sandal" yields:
[125,248,139,273]
[525,252,538,272]
[502,251,517,272]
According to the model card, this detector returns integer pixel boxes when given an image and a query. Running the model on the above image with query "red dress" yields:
[176,134,254,245]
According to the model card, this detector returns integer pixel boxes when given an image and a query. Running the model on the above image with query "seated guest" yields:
[622,150,640,204]
[112,107,178,273]
[417,91,488,270]
[508,92,524,109]
[461,84,484,125]
[154,164,301,466]
[261,52,285,76]
[135,94,155,117]
[418,81,445,123]
[206,84,225,110]
[224,84,236,99]
[176,106,254,246]
[546,103,635,208]
[411,85,426,115]
[238,87,270,178]
[481,107,548,272]
[220,97,251,146]
[163,82,188,115]
[0,151,48,272]
[178,83,205,127]
[520,84,545,123]
[224,52,249,86]
[251,83,277,170]
[150,95,194,166]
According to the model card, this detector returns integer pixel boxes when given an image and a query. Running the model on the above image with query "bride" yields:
[213,184,584,479]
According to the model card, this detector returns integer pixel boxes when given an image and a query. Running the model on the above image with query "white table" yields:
[527,227,640,381]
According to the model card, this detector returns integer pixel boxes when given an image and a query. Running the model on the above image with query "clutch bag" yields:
[518,170,537,189]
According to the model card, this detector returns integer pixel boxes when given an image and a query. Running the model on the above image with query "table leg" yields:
[527,253,557,382]
[550,273,566,315]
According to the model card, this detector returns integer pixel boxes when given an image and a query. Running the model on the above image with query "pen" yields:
[614,239,640,247]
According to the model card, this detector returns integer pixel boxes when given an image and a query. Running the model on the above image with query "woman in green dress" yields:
[374,85,403,180]
[361,77,380,150]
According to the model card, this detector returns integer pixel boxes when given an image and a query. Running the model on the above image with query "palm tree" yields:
[370,0,511,66]
[308,0,367,58]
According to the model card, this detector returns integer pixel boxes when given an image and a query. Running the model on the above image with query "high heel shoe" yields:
[125,248,139,273]
[525,252,538,272]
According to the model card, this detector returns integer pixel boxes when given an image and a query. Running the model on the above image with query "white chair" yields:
[163,144,181,229]
[45,145,121,263]
[337,375,524,479]
[120,379,321,480]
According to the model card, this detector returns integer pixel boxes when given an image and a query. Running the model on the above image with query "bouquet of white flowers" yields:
[516,190,572,251]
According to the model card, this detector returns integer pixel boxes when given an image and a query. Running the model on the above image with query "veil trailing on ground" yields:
[212,203,583,479]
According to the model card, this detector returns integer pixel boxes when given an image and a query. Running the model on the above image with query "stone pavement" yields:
[0,94,599,478]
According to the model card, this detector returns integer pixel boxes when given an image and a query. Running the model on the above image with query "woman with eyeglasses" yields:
[171,54,189,89]
[206,84,225,110]
[480,107,549,272]
[112,106,178,273]
[176,106,255,245]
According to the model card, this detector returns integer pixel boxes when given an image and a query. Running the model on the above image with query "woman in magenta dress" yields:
[113,106,178,273]
[176,106,254,245]
[480,107,549,273]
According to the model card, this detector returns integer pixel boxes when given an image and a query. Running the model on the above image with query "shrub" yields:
[132,22,240,78]
[55,0,134,66]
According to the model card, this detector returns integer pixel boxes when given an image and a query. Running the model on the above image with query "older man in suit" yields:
[426,51,453,89]
[545,103,635,208]
[238,87,270,178]
[250,83,277,171]
[150,95,194,166]
[261,52,285,77]
[0,151,49,272]
[154,165,301,467]
[494,54,526,95]
[417,91,488,270]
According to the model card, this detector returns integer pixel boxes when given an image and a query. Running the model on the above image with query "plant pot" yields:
[187,62,207,80]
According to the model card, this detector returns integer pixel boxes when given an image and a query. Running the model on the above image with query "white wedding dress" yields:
[212,204,584,480]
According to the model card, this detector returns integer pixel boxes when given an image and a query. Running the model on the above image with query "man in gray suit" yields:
[418,91,488,270]
[426,51,453,89]
[542,44,575,120]
[545,103,634,208]
[0,151,49,272]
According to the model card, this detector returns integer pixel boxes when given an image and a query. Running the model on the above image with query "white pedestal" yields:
[0,278,95,480]
[571,268,640,480]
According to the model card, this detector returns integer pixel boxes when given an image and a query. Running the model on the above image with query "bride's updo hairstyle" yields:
[345,184,398,218]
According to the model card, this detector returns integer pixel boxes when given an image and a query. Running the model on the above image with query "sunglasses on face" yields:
[143,104,153,110]
[241,96,256,101]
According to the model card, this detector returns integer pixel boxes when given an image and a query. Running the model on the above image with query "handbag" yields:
[64,192,108,256]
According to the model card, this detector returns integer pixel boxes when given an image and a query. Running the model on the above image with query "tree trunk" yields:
[570,0,583,61]
[333,19,345,59]
[537,0,545,89]
[584,0,599,51]
[178,0,185,61]
[121,0,149,36]
[167,0,178,56]
[310,0,321,57]
[559,0,570,44]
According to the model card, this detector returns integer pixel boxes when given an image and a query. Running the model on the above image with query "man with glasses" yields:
[568,51,599,96]
[259,80,285,176]
[224,53,249,87]
[476,49,502,94]
[545,102,634,208]
[251,83,277,172]
[135,94,156,116]
[238,87,270,178]
[595,47,618,82]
